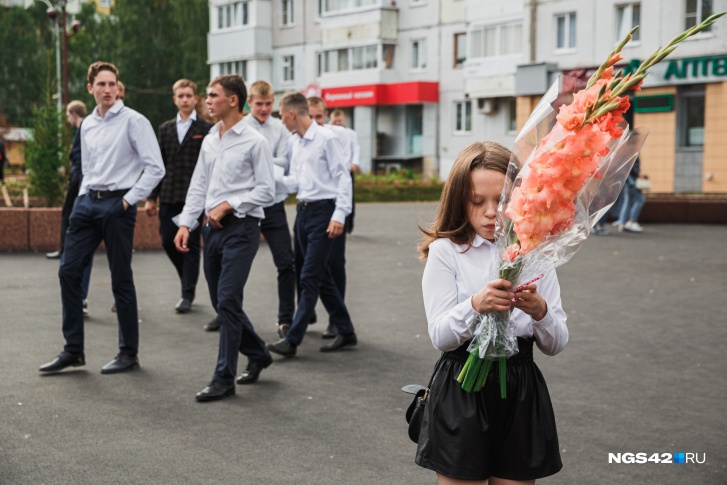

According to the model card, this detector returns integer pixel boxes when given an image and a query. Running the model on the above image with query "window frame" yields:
[281,0,295,27]
[218,60,248,79]
[318,44,383,75]
[454,32,467,67]
[554,11,577,52]
[684,0,714,32]
[615,2,641,43]
[282,55,295,82]
[411,38,427,70]
[453,100,472,134]
[469,21,523,60]
[214,1,250,32]
[677,86,706,148]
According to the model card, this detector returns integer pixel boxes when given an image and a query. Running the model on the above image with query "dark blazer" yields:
[150,115,213,204]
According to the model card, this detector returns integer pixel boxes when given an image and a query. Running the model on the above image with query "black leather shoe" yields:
[46,250,62,260]
[236,353,273,385]
[322,323,338,339]
[276,323,290,339]
[204,316,220,332]
[100,354,139,374]
[175,298,192,313]
[267,338,297,357]
[320,333,357,352]
[195,381,235,402]
[39,351,85,373]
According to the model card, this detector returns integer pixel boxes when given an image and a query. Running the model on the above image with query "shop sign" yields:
[321,82,438,107]
[626,55,727,86]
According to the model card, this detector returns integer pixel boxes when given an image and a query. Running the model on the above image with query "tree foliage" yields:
[25,86,68,207]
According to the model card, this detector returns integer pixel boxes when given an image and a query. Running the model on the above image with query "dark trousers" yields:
[328,232,346,300]
[261,201,296,324]
[286,201,354,347]
[60,176,92,299]
[346,170,355,234]
[203,216,268,386]
[159,202,201,301]
[59,194,138,356]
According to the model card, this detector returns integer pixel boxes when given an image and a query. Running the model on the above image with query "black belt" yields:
[88,188,129,200]
[297,199,334,208]
[218,214,259,227]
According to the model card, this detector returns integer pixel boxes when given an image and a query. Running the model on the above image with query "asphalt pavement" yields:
[0,202,725,485]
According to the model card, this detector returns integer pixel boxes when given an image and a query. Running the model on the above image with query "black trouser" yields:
[286,201,354,347]
[261,201,296,324]
[346,171,355,234]
[59,175,93,299]
[59,192,138,356]
[203,216,268,386]
[159,202,201,301]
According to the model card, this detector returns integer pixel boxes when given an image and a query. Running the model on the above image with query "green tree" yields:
[0,6,48,126]
[25,82,69,207]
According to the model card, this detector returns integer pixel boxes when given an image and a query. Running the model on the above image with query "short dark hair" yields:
[87,61,119,85]
[279,92,309,117]
[210,74,247,113]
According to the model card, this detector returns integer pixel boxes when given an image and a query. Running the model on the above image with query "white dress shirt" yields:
[283,121,352,225]
[243,114,290,205]
[80,101,165,206]
[422,235,569,356]
[328,124,360,169]
[323,124,351,168]
[176,111,197,144]
[176,118,275,231]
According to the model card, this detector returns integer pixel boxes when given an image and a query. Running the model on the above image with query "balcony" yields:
[319,2,398,48]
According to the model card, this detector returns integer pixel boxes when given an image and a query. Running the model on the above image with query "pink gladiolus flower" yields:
[504,244,520,262]
[608,53,623,67]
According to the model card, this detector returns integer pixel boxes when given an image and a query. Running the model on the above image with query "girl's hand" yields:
[471,279,514,314]
[512,284,548,321]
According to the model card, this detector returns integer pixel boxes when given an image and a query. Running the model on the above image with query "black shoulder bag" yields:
[401,353,445,444]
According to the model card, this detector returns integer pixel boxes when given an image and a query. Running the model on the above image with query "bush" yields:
[24,99,68,206]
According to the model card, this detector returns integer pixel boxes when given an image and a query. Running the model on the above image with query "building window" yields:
[321,0,378,15]
[507,97,517,133]
[319,45,381,74]
[470,22,522,59]
[407,105,424,154]
[100,0,112,7]
[411,39,427,69]
[282,55,295,82]
[218,60,248,79]
[454,32,466,66]
[679,86,705,147]
[555,12,577,50]
[454,101,472,133]
[685,0,713,31]
[616,3,641,42]
[216,1,249,30]
[282,0,295,26]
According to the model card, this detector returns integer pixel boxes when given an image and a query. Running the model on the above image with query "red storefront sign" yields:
[321,82,439,107]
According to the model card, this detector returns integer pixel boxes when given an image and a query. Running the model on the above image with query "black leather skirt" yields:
[415,337,562,481]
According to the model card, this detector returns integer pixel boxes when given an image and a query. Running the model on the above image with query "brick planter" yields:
[639,195,727,224]
[0,207,163,252]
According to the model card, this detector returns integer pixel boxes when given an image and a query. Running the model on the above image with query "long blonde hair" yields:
[418,141,512,260]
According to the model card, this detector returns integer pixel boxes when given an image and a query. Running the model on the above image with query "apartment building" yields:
[517,0,727,193]
[208,0,727,191]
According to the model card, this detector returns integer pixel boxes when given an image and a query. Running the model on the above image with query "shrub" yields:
[24,97,68,206]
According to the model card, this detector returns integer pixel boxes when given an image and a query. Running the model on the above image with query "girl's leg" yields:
[629,189,646,222]
[436,473,487,485]
[436,474,535,485]
[490,477,535,485]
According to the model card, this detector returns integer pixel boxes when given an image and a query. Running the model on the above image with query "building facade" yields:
[208,0,727,192]
[517,0,727,193]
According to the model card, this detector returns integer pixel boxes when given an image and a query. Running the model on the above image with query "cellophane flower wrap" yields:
[457,13,725,396]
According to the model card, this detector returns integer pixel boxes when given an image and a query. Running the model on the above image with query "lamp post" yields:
[36,0,81,111]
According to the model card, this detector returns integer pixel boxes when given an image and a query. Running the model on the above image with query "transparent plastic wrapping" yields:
[459,77,648,395]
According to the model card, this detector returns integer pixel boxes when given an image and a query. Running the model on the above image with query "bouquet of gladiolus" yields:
[458,13,725,397]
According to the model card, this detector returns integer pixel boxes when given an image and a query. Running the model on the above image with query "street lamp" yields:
[34,0,81,112]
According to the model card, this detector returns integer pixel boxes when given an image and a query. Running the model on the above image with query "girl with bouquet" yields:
[415,142,569,484]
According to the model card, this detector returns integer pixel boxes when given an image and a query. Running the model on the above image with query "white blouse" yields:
[422,235,569,356]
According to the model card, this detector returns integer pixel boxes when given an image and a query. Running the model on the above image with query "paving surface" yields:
[0,202,725,485]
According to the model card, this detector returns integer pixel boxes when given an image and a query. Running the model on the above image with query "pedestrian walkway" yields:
[0,203,724,484]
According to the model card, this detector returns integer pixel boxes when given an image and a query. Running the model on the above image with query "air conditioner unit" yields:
[477,98,498,115]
